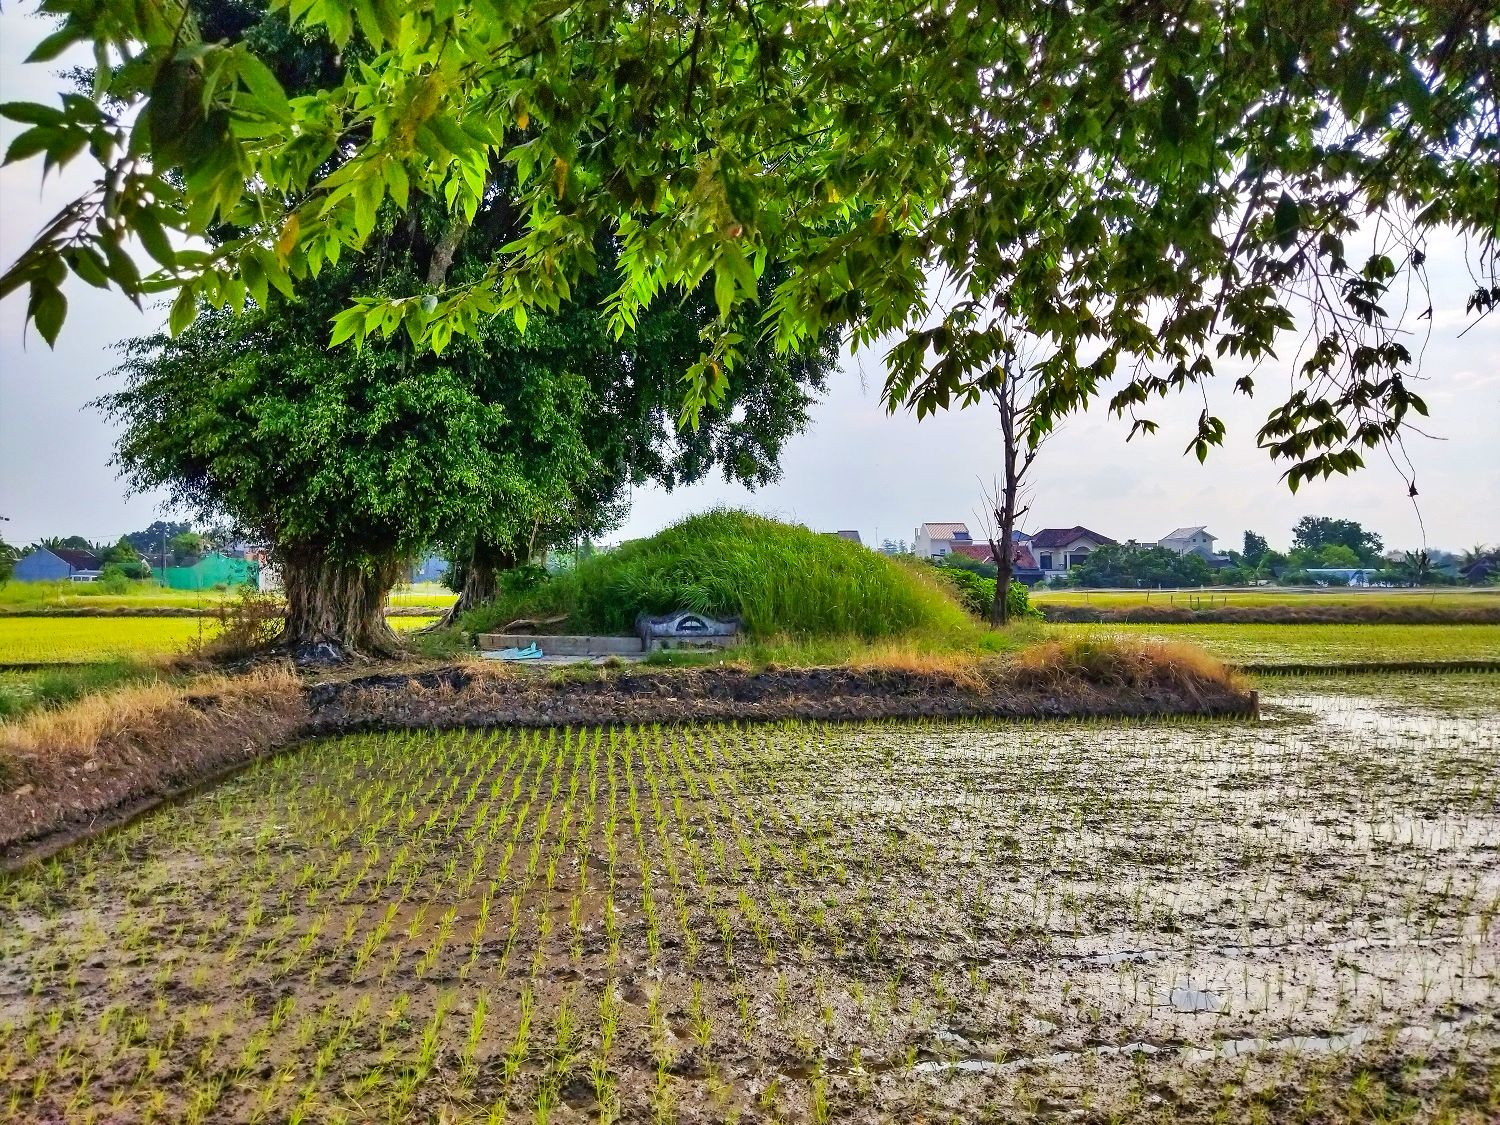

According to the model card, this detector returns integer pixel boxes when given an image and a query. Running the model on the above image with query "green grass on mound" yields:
[463,510,975,639]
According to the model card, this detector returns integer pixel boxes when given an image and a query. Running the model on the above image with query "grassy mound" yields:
[463,510,974,639]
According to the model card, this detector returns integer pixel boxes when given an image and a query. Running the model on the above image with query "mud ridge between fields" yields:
[302,663,1256,734]
[1239,659,1500,675]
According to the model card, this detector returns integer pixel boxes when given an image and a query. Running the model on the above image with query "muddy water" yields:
[1,676,1496,1122]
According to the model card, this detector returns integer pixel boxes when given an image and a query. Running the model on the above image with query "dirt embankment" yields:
[2,649,1252,867]
[0,669,307,863]
[1039,602,1500,624]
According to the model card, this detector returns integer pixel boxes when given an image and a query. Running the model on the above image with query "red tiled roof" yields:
[1028,526,1116,549]
[949,542,1040,569]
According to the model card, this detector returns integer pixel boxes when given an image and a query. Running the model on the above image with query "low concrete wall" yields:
[477,633,643,656]
[646,635,739,652]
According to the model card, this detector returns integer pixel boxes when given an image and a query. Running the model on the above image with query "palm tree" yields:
[1398,550,1434,587]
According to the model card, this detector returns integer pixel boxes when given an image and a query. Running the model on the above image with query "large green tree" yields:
[102,243,832,660]
[1291,516,1385,564]
[1067,544,1215,589]
[4,0,1496,492]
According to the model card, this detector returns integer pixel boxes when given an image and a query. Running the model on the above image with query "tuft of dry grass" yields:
[1016,635,1245,697]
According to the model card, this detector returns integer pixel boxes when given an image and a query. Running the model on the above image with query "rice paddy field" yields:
[4,674,1496,1123]
[1050,623,1500,665]
[1033,588,1500,611]
[0,617,221,665]
[0,615,442,666]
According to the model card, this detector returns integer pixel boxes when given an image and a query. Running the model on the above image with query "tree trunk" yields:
[990,543,1014,627]
[435,541,520,627]
[989,398,1021,628]
[987,351,1033,628]
[277,549,405,664]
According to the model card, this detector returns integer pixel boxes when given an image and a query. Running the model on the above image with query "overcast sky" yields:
[3,5,1496,556]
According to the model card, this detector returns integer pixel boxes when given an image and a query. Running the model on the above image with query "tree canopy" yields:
[1241,531,1271,568]
[123,520,196,556]
[1291,515,1385,563]
[85,0,835,658]
[1066,544,1215,589]
[4,0,1496,488]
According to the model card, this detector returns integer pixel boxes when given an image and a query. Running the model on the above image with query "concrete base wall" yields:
[646,635,740,652]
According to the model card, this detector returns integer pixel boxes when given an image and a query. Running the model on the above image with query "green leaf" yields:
[25,29,78,64]
[64,246,111,288]
[328,308,361,347]
[134,208,177,269]
[1273,193,1300,250]
[0,102,64,126]
[242,254,269,307]
[30,284,66,346]
[169,286,197,335]
[713,267,735,321]
[4,126,63,165]
[235,53,291,121]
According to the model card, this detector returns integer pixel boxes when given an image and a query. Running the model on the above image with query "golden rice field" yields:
[0,618,219,664]
[0,616,441,665]
[1050,623,1500,665]
[0,582,457,614]
[2,675,1496,1123]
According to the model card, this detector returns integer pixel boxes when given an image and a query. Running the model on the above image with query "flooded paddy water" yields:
[2,674,1496,1122]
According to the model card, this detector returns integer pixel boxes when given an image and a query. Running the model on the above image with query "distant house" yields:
[948,541,1046,586]
[1158,526,1218,558]
[12,546,103,582]
[914,522,972,559]
[828,530,863,545]
[1027,527,1116,580]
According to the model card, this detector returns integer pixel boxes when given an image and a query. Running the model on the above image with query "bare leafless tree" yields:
[974,338,1050,625]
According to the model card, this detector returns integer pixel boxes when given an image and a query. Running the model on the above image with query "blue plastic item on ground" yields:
[494,643,543,661]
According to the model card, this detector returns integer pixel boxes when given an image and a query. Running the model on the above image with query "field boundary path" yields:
[1241,659,1500,675]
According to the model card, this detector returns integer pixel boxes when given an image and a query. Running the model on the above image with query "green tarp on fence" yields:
[151,552,259,590]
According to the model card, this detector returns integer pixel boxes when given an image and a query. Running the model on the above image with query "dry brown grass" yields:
[838,643,992,690]
[1,665,306,856]
[1016,635,1246,696]
[1,665,300,756]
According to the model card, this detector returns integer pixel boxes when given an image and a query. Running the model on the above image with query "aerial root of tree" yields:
[434,545,521,629]
[277,553,405,664]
